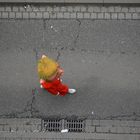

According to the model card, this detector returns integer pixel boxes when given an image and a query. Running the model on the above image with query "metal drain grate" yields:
[42,119,62,132]
[65,119,85,132]
[42,118,85,132]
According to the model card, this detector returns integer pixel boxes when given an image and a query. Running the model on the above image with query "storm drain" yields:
[42,119,85,132]
[65,119,85,132]
[42,119,62,132]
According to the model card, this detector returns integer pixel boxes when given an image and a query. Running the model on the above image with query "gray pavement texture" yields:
[0,0,140,4]
[0,20,140,119]
[0,131,140,140]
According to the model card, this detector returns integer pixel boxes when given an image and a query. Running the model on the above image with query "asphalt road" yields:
[0,19,140,119]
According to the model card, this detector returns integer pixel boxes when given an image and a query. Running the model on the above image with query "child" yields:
[38,55,76,96]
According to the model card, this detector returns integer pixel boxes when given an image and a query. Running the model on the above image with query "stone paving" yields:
[0,118,140,139]
[1,0,140,3]
[0,4,140,19]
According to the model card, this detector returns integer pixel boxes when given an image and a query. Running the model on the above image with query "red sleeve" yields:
[41,81,52,89]
[41,81,59,95]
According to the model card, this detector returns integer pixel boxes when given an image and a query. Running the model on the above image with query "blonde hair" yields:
[37,55,58,81]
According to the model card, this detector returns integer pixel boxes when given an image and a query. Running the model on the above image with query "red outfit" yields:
[41,78,69,96]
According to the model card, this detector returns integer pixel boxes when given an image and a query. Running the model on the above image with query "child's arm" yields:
[55,66,64,79]
[40,79,51,88]
[40,79,60,95]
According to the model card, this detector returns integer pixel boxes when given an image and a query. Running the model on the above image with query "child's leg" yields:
[57,82,69,96]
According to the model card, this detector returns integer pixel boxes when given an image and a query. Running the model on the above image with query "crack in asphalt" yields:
[42,19,46,46]
[88,112,140,121]
[45,19,62,62]
[33,48,39,62]
[1,93,140,121]
[24,88,39,117]
[43,19,47,31]
[33,19,47,62]
[73,19,81,49]
[56,51,61,62]
[103,112,140,120]
[55,20,82,60]
[0,88,39,118]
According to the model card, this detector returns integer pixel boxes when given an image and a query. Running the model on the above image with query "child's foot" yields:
[68,88,76,94]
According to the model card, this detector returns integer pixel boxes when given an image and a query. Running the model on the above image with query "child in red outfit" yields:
[38,55,76,96]
[40,78,68,96]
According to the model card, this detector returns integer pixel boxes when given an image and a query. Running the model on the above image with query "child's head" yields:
[38,55,59,81]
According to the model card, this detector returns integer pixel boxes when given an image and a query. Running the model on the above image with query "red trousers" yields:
[41,78,69,96]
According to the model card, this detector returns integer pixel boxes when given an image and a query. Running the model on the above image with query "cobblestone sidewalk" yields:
[0,4,140,19]
[0,118,140,139]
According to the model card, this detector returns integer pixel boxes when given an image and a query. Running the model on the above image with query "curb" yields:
[0,118,140,134]
[0,4,140,20]
[0,0,140,4]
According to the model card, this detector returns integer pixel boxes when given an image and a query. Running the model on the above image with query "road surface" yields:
[0,19,140,119]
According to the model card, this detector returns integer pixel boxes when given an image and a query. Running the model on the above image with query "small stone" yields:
[60,6,67,12]
[83,13,90,19]
[9,12,15,19]
[91,13,97,19]
[132,13,138,19]
[129,7,136,12]
[111,13,118,19]
[70,13,76,18]
[81,6,87,12]
[30,12,36,18]
[104,13,110,19]
[101,7,108,12]
[108,6,114,12]
[125,13,132,19]
[67,6,73,12]
[47,6,53,12]
[50,12,57,18]
[77,13,83,19]
[118,13,125,19]
[36,12,42,19]
[13,6,18,12]
[2,12,8,18]
[73,6,80,12]
[23,12,29,19]
[97,13,104,19]
[43,12,49,18]
[39,6,46,12]
[0,7,5,11]
[121,7,128,12]
[57,12,63,18]
[16,12,22,19]
[93,6,100,12]
[19,6,26,12]
[64,12,70,18]
[114,6,121,12]
[136,7,140,12]
[5,6,12,11]
[87,6,93,12]
[53,6,60,12]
